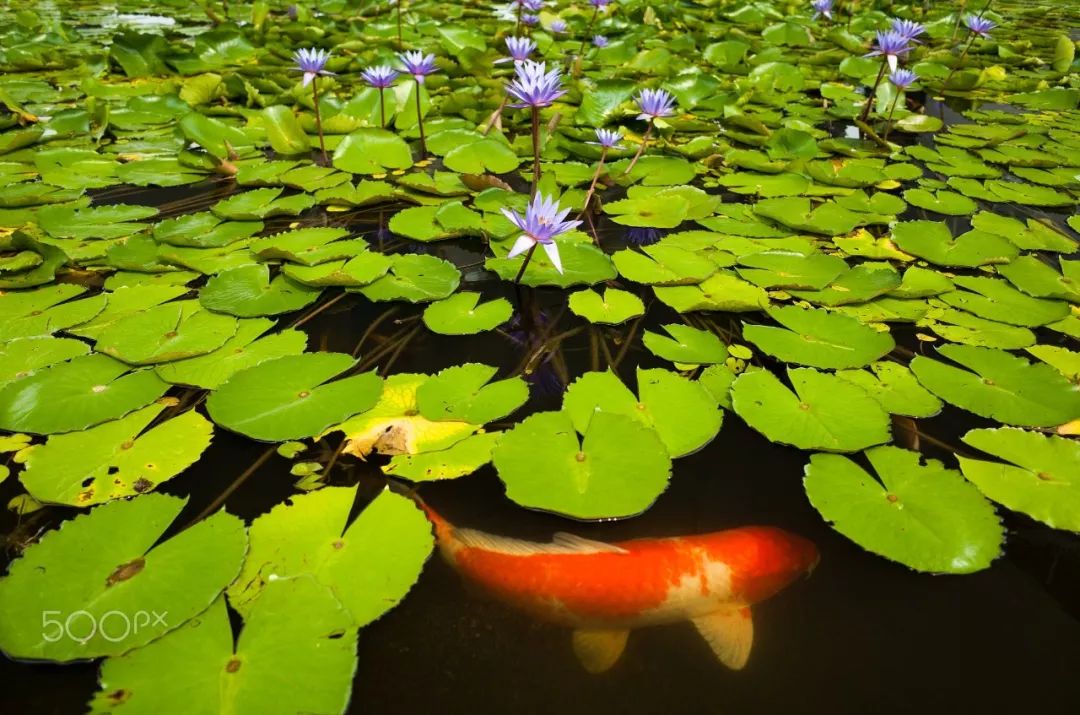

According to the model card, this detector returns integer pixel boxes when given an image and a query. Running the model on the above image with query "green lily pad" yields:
[95,301,239,365]
[19,403,212,507]
[200,264,322,317]
[736,250,848,290]
[422,292,512,335]
[731,367,891,452]
[561,368,722,458]
[0,493,245,661]
[835,362,943,418]
[332,128,414,175]
[910,345,1080,428]
[938,276,1070,327]
[382,431,501,482]
[642,324,728,365]
[653,271,770,313]
[902,189,978,216]
[211,188,315,221]
[959,428,1080,532]
[0,354,168,435]
[891,221,1018,268]
[486,240,617,288]
[743,305,895,369]
[491,410,672,520]
[207,353,382,442]
[90,578,356,715]
[416,363,528,425]
[358,254,461,303]
[154,319,308,389]
[804,446,1002,574]
[568,287,645,325]
[227,487,433,627]
[0,337,90,387]
[612,243,718,286]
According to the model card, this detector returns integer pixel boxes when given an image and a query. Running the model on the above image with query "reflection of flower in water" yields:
[505,309,564,397]
[625,227,664,246]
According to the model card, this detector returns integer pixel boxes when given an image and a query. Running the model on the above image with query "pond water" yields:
[1,0,1080,713]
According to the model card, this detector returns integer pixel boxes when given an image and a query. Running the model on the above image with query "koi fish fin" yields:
[691,607,753,670]
[572,628,629,674]
[552,532,628,554]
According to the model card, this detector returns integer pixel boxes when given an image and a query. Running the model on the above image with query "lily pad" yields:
[382,432,501,482]
[227,487,433,627]
[491,410,672,520]
[422,292,512,335]
[206,353,383,441]
[568,287,645,325]
[96,301,239,365]
[642,324,728,365]
[200,264,322,317]
[743,305,895,370]
[0,493,245,661]
[804,446,1002,573]
[731,367,891,453]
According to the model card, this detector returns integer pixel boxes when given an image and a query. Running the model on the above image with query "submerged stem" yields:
[414,78,427,157]
[622,122,653,176]
[514,242,538,284]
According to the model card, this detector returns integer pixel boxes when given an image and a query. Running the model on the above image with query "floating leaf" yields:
[731,367,890,453]
[422,292,512,335]
[96,301,239,365]
[382,432,501,482]
[416,364,528,425]
[200,264,322,317]
[959,428,1080,532]
[642,324,728,365]
[743,305,895,370]
[0,494,245,661]
[568,287,645,325]
[804,447,1002,574]
[20,404,212,507]
[358,254,461,303]
[227,488,433,627]
[492,410,672,520]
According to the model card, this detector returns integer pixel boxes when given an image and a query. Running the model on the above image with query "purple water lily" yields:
[517,0,544,10]
[361,65,399,88]
[965,14,996,38]
[589,128,624,149]
[866,30,911,71]
[890,19,926,43]
[506,60,567,108]
[362,65,399,129]
[593,35,609,48]
[502,192,581,276]
[589,0,612,7]
[497,36,537,64]
[292,48,335,87]
[398,50,438,83]
[550,18,568,34]
[889,68,918,89]
[811,0,833,20]
[522,13,540,26]
[635,88,676,121]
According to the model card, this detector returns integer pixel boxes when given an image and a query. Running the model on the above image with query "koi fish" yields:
[422,504,818,673]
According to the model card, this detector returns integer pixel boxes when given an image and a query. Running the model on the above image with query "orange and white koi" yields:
[422,504,819,673]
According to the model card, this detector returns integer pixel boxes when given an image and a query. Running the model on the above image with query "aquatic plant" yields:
[501,192,581,279]
[292,48,335,163]
[860,31,911,121]
[398,50,438,156]
[811,0,833,21]
[624,88,676,175]
[506,60,567,192]
[581,128,623,219]
[943,13,998,89]
[361,65,400,128]
[883,68,918,140]
[579,0,613,57]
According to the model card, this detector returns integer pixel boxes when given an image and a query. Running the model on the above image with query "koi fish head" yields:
[698,526,819,605]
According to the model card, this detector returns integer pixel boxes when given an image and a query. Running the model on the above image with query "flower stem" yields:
[312,76,328,165]
[514,242,538,284]
[531,105,541,196]
[847,0,856,29]
[942,33,977,92]
[883,93,900,143]
[482,96,508,136]
[379,87,386,128]
[577,7,599,59]
[622,122,653,176]
[414,78,427,157]
[859,58,887,123]
[951,0,967,42]
[578,148,608,222]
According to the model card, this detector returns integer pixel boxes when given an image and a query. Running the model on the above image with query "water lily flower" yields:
[522,13,540,26]
[589,128,624,149]
[292,48,335,87]
[517,0,544,10]
[965,14,996,38]
[865,30,911,71]
[497,36,537,64]
[506,60,567,108]
[890,18,926,43]
[502,192,581,277]
[589,0,612,7]
[626,227,663,247]
[550,18,568,34]
[593,35,609,48]
[292,48,335,163]
[361,65,399,88]
[580,128,624,219]
[362,65,400,128]
[287,5,299,21]
[811,0,833,20]
[889,68,918,89]
[398,50,438,84]
[635,88,676,122]
[398,51,438,156]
